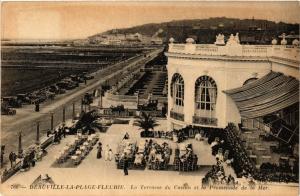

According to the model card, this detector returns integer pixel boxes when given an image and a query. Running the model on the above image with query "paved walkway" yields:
[1,119,298,196]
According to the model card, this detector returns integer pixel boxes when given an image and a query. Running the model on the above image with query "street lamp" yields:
[17,131,23,158]
[36,121,40,145]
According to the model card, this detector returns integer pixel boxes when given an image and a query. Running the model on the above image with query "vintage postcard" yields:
[0,1,299,196]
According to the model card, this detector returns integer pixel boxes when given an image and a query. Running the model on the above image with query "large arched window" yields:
[171,73,184,106]
[195,76,217,112]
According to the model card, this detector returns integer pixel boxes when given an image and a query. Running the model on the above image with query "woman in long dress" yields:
[97,142,102,159]
[108,149,113,161]
[104,145,110,161]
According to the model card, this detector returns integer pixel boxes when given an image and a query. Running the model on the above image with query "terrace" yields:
[167,36,300,69]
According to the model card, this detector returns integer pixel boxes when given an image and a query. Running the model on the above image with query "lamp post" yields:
[62,106,66,123]
[81,98,84,112]
[18,131,23,158]
[0,145,5,168]
[72,102,75,119]
[50,112,54,130]
[136,90,140,109]
[36,121,40,145]
[99,87,103,109]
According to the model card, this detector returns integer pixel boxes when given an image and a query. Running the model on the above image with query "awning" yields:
[224,71,299,119]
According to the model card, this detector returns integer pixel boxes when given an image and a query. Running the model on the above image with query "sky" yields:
[1,1,300,40]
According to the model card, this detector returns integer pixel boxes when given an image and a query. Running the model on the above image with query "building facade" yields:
[165,34,299,130]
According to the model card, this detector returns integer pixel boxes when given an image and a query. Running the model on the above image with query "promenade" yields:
[0,48,163,168]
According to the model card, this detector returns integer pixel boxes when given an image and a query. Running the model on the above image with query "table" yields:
[261,155,271,163]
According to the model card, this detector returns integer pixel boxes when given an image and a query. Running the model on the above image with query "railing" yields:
[241,45,270,56]
[99,108,164,118]
[105,92,137,102]
[1,161,23,183]
[195,45,219,52]
[170,110,184,121]
[168,43,300,63]
[171,44,185,51]
[193,116,218,126]
[1,134,55,183]
[101,108,136,117]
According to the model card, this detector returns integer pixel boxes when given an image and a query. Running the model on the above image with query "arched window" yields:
[195,76,217,111]
[171,73,184,106]
[243,78,258,85]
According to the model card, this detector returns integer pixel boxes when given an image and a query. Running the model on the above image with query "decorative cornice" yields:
[165,52,299,69]
[165,52,269,62]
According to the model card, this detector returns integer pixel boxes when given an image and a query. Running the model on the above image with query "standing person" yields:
[46,129,51,137]
[29,150,36,167]
[104,145,110,161]
[123,153,129,176]
[108,149,113,161]
[62,126,66,138]
[9,152,14,167]
[97,142,102,159]
[12,152,17,166]
[0,145,4,168]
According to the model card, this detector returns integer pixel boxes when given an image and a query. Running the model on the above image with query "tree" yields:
[135,112,158,137]
[74,110,102,134]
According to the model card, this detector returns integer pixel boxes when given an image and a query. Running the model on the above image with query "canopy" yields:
[224,71,299,119]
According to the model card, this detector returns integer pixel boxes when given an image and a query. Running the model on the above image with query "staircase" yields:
[241,116,298,168]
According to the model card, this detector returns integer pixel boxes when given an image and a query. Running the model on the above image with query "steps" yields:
[241,128,280,166]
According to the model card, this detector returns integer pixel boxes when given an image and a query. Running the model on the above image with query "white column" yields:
[183,74,195,125]
[167,67,174,131]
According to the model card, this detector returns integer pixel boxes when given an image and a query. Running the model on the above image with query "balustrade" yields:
[168,43,299,63]
[193,115,218,126]
[170,110,184,121]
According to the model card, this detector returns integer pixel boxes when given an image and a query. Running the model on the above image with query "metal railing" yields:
[170,110,184,121]
[193,116,218,126]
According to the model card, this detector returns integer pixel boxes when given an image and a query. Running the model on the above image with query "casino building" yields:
[165,33,299,140]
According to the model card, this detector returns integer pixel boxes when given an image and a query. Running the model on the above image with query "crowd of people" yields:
[253,162,299,183]
[115,138,136,170]
[146,140,171,170]
[173,143,198,171]
[217,124,255,177]
[46,124,67,144]
[202,162,237,186]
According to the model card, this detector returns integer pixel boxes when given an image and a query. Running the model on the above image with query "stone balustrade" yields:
[168,43,300,63]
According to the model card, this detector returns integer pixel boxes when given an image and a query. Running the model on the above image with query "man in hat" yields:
[123,153,129,176]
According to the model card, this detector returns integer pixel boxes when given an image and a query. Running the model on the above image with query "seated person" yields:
[195,133,202,141]
[211,138,219,147]
[134,153,144,165]
[216,151,224,162]
[46,129,52,137]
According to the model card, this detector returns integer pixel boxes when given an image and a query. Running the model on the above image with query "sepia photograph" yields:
[0,1,299,196]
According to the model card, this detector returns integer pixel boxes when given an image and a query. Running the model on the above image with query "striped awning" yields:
[224,71,299,119]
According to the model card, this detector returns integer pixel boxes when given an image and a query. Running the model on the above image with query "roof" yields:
[223,71,299,119]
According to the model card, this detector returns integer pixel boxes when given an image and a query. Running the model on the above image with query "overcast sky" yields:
[2,1,300,40]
